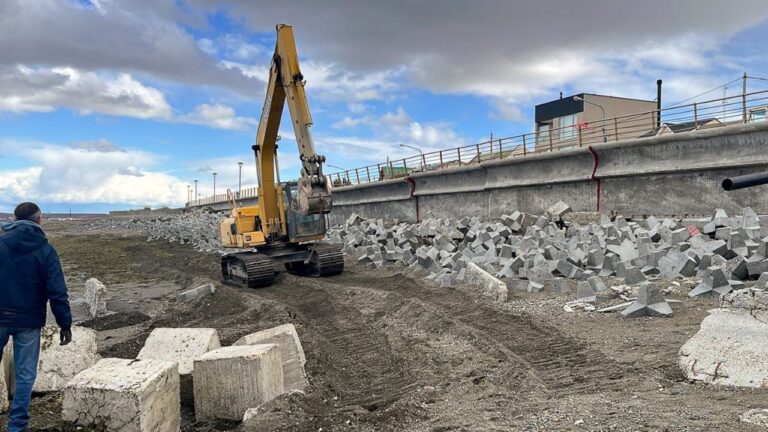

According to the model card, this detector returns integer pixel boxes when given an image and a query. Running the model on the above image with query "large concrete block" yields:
[679,309,768,388]
[62,358,180,432]
[463,262,508,302]
[234,324,308,392]
[84,278,108,318]
[34,326,100,392]
[194,345,284,422]
[137,327,220,375]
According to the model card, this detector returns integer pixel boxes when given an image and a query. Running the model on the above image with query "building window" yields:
[559,114,577,140]
[750,108,767,123]
[538,123,551,146]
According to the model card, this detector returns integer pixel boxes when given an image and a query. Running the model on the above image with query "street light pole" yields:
[187,185,191,203]
[194,180,198,200]
[238,162,243,195]
[213,172,217,197]
[574,95,607,143]
[400,143,425,171]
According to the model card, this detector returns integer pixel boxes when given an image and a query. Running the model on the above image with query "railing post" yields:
[388,160,394,178]
[439,150,444,167]
[578,127,583,147]
[522,135,527,156]
[614,118,619,141]
[742,72,748,124]
[498,139,503,159]
[366,166,371,182]
[693,103,698,128]
[376,163,382,181]
[355,168,360,184]
[345,170,351,185]
[421,153,426,171]
[402,158,407,176]
[476,143,481,163]
[457,147,461,166]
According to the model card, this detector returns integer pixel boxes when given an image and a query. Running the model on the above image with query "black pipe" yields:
[722,171,768,191]
[656,79,662,127]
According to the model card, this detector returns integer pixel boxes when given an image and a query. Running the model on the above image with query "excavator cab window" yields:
[283,182,326,240]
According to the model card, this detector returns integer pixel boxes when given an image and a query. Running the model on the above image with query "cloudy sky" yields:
[2,0,768,212]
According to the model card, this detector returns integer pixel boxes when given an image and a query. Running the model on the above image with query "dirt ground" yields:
[3,219,768,432]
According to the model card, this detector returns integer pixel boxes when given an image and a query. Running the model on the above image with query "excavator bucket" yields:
[297,176,333,215]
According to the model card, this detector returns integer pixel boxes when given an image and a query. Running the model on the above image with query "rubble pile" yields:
[328,204,768,300]
[87,211,227,253]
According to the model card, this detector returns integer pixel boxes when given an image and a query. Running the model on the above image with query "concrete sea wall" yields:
[329,122,768,225]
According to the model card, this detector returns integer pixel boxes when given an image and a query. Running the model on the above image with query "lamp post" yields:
[212,172,217,197]
[238,162,243,196]
[187,185,191,204]
[573,95,607,143]
[399,143,425,171]
[194,180,198,201]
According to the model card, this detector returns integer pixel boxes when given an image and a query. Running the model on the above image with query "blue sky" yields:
[1,0,768,213]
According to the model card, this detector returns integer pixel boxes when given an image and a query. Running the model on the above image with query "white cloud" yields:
[180,103,258,131]
[0,66,172,119]
[322,107,465,163]
[0,139,187,207]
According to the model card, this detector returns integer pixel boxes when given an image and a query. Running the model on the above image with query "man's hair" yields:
[14,202,41,221]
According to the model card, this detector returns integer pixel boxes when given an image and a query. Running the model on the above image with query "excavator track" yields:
[221,252,275,288]
[311,243,344,277]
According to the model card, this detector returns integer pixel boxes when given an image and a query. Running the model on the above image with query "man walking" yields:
[0,202,71,432]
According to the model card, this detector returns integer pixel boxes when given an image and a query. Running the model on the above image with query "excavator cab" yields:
[283,181,326,242]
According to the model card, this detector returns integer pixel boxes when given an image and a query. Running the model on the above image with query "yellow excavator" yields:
[219,24,343,288]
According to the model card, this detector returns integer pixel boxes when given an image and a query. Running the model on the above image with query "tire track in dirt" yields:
[328,271,632,396]
[258,275,420,411]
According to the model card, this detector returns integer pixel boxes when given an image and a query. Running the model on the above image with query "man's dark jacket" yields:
[0,221,71,329]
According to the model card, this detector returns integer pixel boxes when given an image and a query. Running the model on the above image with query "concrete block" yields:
[137,328,221,375]
[621,282,673,318]
[194,345,284,421]
[84,278,108,318]
[757,272,768,290]
[234,324,308,392]
[679,308,768,387]
[463,262,508,302]
[746,255,768,278]
[62,358,180,432]
[546,200,572,220]
[623,266,647,285]
[33,326,100,393]
[575,281,596,303]
[177,283,216,302]
[346,213,364,226]
[587,276,608,293]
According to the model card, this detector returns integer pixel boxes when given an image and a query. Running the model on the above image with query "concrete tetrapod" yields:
[62,358,180,432]
[621,282,673,318]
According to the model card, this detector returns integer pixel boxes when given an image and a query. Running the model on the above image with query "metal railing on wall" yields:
[325,89,768,187]
[187,89,768,207]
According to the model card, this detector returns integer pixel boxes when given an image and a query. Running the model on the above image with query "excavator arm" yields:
[254,23,331,231]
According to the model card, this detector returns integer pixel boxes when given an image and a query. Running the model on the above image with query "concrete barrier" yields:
[329,122,768,222]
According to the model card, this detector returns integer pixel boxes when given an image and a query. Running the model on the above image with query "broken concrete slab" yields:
[33,326,100,393]
[137,327,221,375]
[62,358,180,432]
[84,278,108,318]
[177,283,216,302]
[234,324,308,392]
[464,262,508,302]
[679,308,768,388]
[621,282,673,318]
[194,344,284,422]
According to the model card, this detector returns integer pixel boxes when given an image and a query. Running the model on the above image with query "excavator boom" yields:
[255,23,332,223]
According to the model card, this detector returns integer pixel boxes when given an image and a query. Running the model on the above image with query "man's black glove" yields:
[60,328,72,346]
